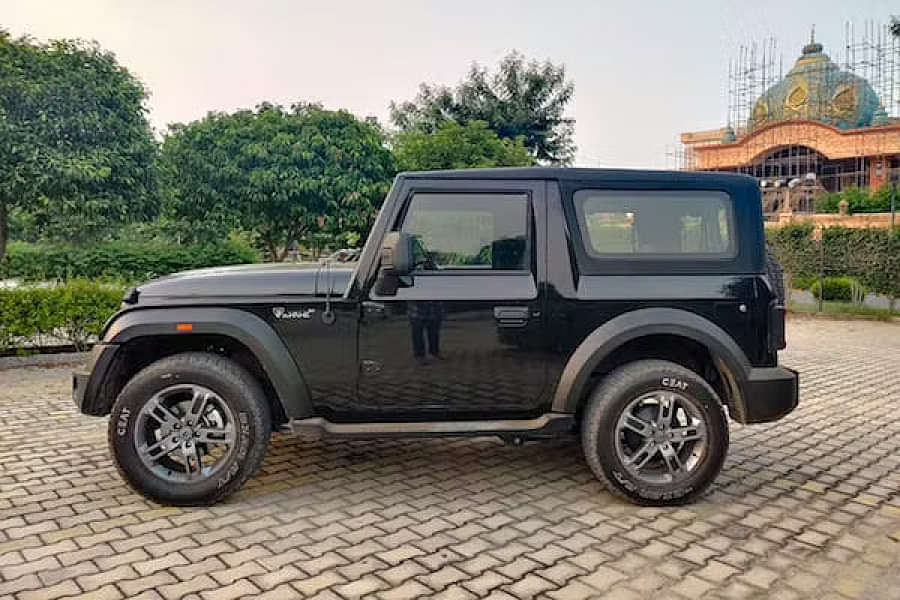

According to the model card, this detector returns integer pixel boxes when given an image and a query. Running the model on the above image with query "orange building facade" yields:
[681,38,900,210]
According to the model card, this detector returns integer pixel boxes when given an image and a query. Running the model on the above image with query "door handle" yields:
[494,306,530,328]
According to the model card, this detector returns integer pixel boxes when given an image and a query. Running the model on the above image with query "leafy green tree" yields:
[160,103,395,260]
[390,51,575,165]
[393,120,534,171]
[0,31,157,257]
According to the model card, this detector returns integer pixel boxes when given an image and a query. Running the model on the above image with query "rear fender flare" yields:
[104,308,313,418]
[550,308,751,417]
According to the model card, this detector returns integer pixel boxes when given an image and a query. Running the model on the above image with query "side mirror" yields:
[373,232,414,296]
[380,231,414,276]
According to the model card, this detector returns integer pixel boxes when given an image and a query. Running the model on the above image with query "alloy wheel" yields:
[613,390,708,484]
[134,384,238,483]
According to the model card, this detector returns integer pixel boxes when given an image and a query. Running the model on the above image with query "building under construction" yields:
[674,20,900,214]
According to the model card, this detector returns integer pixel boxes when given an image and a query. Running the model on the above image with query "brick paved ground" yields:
[1,317,899,600]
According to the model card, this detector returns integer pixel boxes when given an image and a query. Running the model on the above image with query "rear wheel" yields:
[581,360,728,505]
[108,352,271,505]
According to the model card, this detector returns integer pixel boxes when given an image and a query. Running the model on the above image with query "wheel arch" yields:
[551,308,751,422]
[92,308,312,421]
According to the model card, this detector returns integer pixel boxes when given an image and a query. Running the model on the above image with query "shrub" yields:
[0,281,125,351]
[871,185,899,213]
[809,277,863,303]
[815,192,842,214]
[814,186,897,214]
[0,238,259,283]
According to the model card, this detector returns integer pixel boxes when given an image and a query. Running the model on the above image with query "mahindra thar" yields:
[74,168,798,506]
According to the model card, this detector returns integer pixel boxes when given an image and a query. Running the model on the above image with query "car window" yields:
[573,190,735,257]
[400,193,531,270]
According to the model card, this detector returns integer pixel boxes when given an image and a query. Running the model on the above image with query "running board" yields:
[281,413,575,439]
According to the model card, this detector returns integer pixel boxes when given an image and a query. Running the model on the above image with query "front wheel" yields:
[108,352,271,506]
[581,360,728,505]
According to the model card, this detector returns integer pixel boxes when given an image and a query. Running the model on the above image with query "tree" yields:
[0,32,157,258]
[390,51,575,165]
[160,103,395,260]
[393,121,534,172]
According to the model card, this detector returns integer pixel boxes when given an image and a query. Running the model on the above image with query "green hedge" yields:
[767,225,900,299]
[0,239,259,282]
[0,281,126,351]
[815,186,897,214]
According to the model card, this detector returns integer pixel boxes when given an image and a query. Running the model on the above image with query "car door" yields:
[357,180,548,421]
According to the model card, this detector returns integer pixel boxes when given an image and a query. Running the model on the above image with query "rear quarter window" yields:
[573,190,736,259]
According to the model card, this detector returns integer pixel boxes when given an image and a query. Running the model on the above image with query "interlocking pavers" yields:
[1,318,899,598]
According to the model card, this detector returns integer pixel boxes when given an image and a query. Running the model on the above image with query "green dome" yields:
[749,40,882,130]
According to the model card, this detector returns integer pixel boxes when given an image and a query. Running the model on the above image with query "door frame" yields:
[355,178,551,416]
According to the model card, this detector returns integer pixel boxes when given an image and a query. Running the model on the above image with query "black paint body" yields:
[74,168,798,430]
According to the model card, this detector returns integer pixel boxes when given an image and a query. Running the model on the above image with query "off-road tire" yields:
[581,360,729,506]
[108,352,271,506]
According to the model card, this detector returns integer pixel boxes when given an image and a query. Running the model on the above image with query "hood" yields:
[132,262,355,304]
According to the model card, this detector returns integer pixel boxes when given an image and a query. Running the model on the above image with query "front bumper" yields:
[741,365,799,424]
[72,343,119,415]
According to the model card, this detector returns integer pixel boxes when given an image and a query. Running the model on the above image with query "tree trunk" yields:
[0,201,8,261]
[260,232,278,263]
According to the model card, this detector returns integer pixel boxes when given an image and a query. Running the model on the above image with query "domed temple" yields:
[680,31,900,214]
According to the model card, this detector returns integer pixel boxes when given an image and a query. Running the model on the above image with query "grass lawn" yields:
[789,300,900,321]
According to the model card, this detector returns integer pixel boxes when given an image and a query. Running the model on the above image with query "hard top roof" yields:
[398,167,756,187]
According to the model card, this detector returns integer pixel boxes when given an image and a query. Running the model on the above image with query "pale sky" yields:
[4,0,897,168]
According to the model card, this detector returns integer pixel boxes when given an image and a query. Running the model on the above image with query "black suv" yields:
[74,168,798,506]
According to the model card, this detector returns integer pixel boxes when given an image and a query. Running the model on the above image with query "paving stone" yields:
[377,579,433,600]
[199,578,261,600]
[671,575,716,598]
[379,560,430,586]
[417,565,468,591]
[254,584,301,600]
[334,575,386,598]
[39,560,99,586]
[77,565,139,592]
[119,572,178,597]
[695,559,740,583]
[547,580,604,600]
[293,572,346,596]
[158,575,219,599]
[64,584,125,600]
[209,560,267,585]
[738,566,781,589]
[578,565,627,591]
[17,580,81,600]
[0,574,42,597]
[133,551,189,576]
[505,573,556,597]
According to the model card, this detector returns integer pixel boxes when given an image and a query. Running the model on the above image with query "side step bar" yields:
[282,413,575,439]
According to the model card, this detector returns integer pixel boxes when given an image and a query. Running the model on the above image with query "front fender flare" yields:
[104,307,313,418]
[550,308,751,417]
